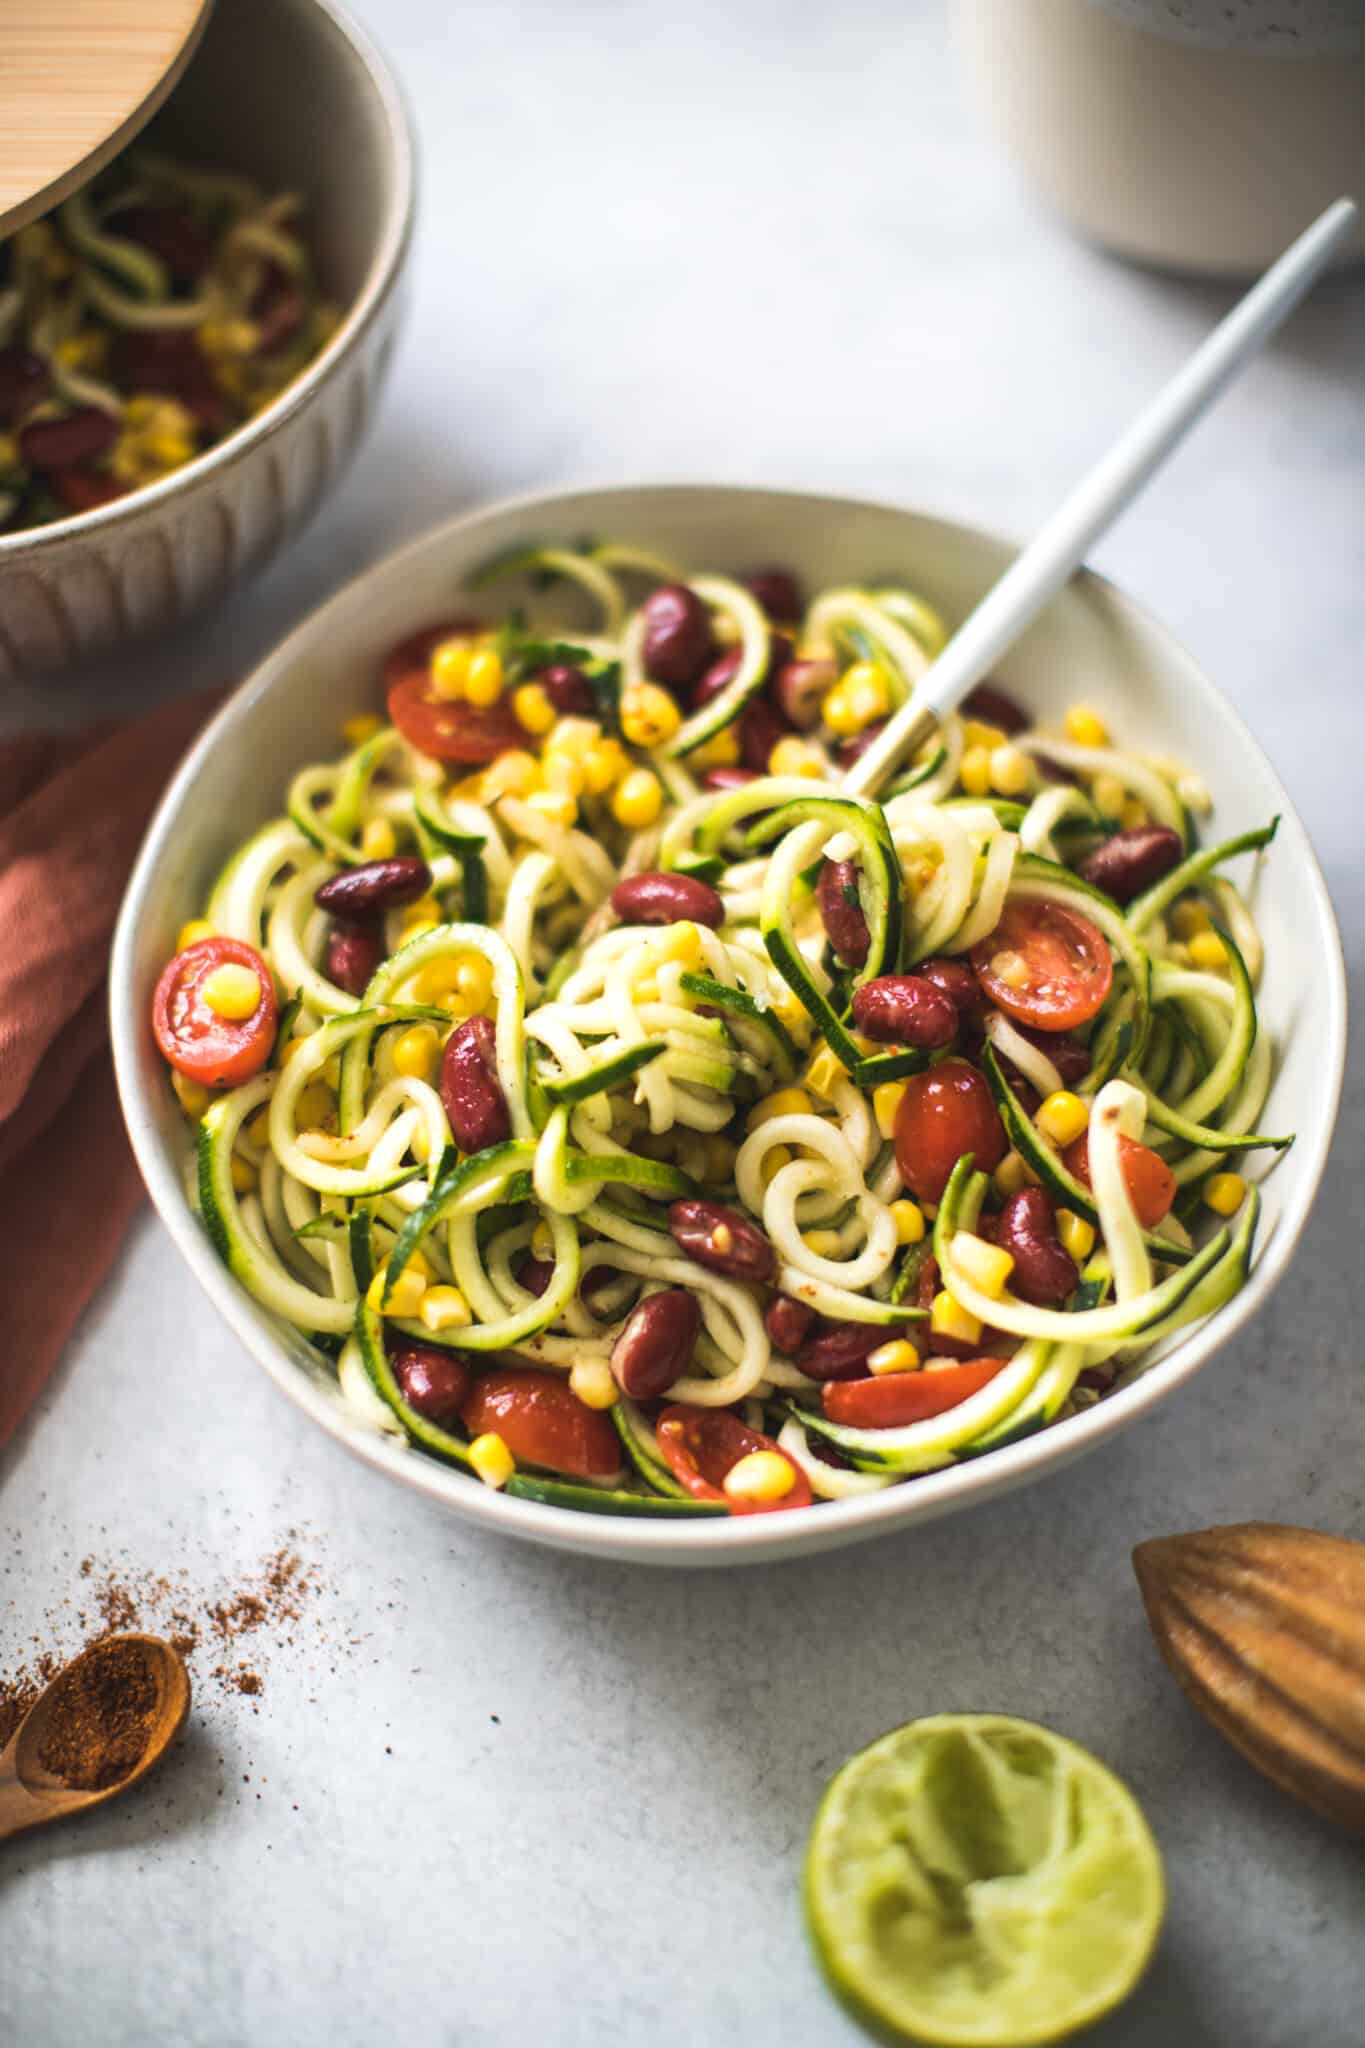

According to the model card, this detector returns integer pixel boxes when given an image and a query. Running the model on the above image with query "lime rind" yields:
[804,1714,1165,2048]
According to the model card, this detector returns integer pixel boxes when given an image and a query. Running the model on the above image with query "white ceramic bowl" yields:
[0,0,413,682]
[110,484,1346,1566]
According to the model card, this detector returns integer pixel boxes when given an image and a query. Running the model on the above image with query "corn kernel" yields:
[176,917,214,951]
[526,788,578,828]
[201,962,263,1020]
[469,1432,515,1489]
[930,1291,983,1345]
[531,1220,555,1260]
[746,1086,814,1132]
[992,1151,1029,1197]
[690,725,741,770]
[768,735,825,779]
[873,1082,907,1141]
[171,1069,211,1117]
[581,738,628,795]
[1065,704,1109,748]
[952,1231,1015,1299]
[295,1082,334,1130]
[611,768,663,828]
[620,681,682,749]
[392,1024,440,1079]
[1177,773,1213,816]
[366,1262,428,1317]
[360,816,397,860]
[463,648,504,707]
[722,1450,796,1504]
[700,1135,738,1184]
[1036,1090,1090,1146]
[823,663,889,736]
[1170,898,1212,941]
[804,1046,843,1099]
[341,711,382,748]
[959,745,992,797]
[543,752,586,798]
[1119,798,1148,832]
[758,1144,793,1190]
[1204,1172,1247,1217]
[545,717,599,761]
[570,1358,619,1410]
[1056,1209,1096,1261]
[890,1199,925,1245]
[962,718,1009,753]
[513,682,556,736]
[988,948,1030,991]
[230,1152,258,1195]
[1092,773,1127,819]
[401,895,442,931]
[430,639,473,700]
[1188,930,1229,972]
[868,1339,921,1376]
[419,1284,473,1331]
[245,1107,272,1147]
[400,919,440,945]
[412,958,463,1004]
[483,750,542,800]
[989,744,1032,798]
[803,1229,846,1259]
[653,920,705,969]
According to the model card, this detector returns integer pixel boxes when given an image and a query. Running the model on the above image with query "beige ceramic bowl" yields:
[110,483,1346,1567]
[0,0,413,683]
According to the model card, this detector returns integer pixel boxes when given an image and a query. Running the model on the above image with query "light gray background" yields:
[3,4,1362,2044]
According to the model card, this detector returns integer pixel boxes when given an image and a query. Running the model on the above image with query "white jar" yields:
[952,0,1365,276]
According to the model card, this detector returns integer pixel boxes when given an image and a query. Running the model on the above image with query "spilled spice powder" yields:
[35,1637,160,1790]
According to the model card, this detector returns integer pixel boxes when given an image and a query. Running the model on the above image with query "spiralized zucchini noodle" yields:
[153,544,1292,1518]
[0,145,335,532]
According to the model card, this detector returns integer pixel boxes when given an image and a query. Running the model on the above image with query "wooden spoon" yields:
[0,1633,190,1845]
[0,0,214,240]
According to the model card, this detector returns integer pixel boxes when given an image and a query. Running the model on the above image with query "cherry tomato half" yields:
[893,1060,1007,1204]
[655,1405,813,1515]
[383,618,525,766]
[971,898,1113,1032]
[152,937,277,1086]
[822,1357,1008,1428]
[1062,1130,1177,1230]
[461,1369,622,1483]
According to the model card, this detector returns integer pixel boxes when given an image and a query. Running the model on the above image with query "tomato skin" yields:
[971,898,1113,1031]
[382,616,526,766]
[1062,1130,1177,1229]
[461,1369,622,1483]
[823,1357,1008,1428]
[893,1060,1007,1204]
[655,1405,813,1514]
[152,937,278,1086]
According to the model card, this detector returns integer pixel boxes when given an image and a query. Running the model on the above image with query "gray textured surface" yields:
[2,3,1363,2043]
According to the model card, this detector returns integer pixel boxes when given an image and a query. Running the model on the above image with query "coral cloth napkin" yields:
[0,689,221,1449]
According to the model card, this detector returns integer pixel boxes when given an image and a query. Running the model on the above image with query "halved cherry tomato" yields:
[822,1357,1009,1428]
[893,1059,1007,1204]
[1062,1130,1176,1229]
[383,617,524,767]
[971,898,1113,1031]
[655,1405,813,1514]
[152,937,278,1086]
[461,1369,622,1483]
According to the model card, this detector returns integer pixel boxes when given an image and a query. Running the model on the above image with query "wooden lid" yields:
[0,0,215,240]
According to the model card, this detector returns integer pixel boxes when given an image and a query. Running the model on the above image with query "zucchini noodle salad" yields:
[152,546,1292,1519]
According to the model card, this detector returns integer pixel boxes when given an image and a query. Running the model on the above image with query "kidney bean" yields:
[610,871,724,929]
[669,1199,775,1283]
[390,1340,471,1426]
[19,406,119,474]
[963,680,1029,735]
[739,693,791,772]
[834,720,887,770]
[1079,826,1184,906]
[773,657,836,732]
[795,1319,907,1382]
[701,766,761,792]
[517,1256,554,1298]
[996,1187,1079,1306]
[817,858,869,970]
[918,956,986,1018]
[642,584,713,689]
[325,919,384,996]
[51,468,126,514]
[440,1015,511,1153]
[0,345,48,426]
[111,329,225,434]
[537,662,595,715]
[254,278,309,355]
[745,567,804,620]
[1033,752,1080,787]
[851,975,958,1049]
[315,856,431,919]
[610,1288,700,1399]
[107,204,215,286]
[765,1295,816,1355]
[693,647,740,710]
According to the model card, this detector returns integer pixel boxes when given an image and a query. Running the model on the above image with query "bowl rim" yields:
[0,0,415,561]
[110,478,1349,1563]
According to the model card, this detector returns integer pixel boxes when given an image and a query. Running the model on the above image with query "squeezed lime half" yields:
[804,1713,1165,2048]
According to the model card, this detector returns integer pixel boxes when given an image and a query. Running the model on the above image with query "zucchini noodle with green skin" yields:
[151,544,1293,1517]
